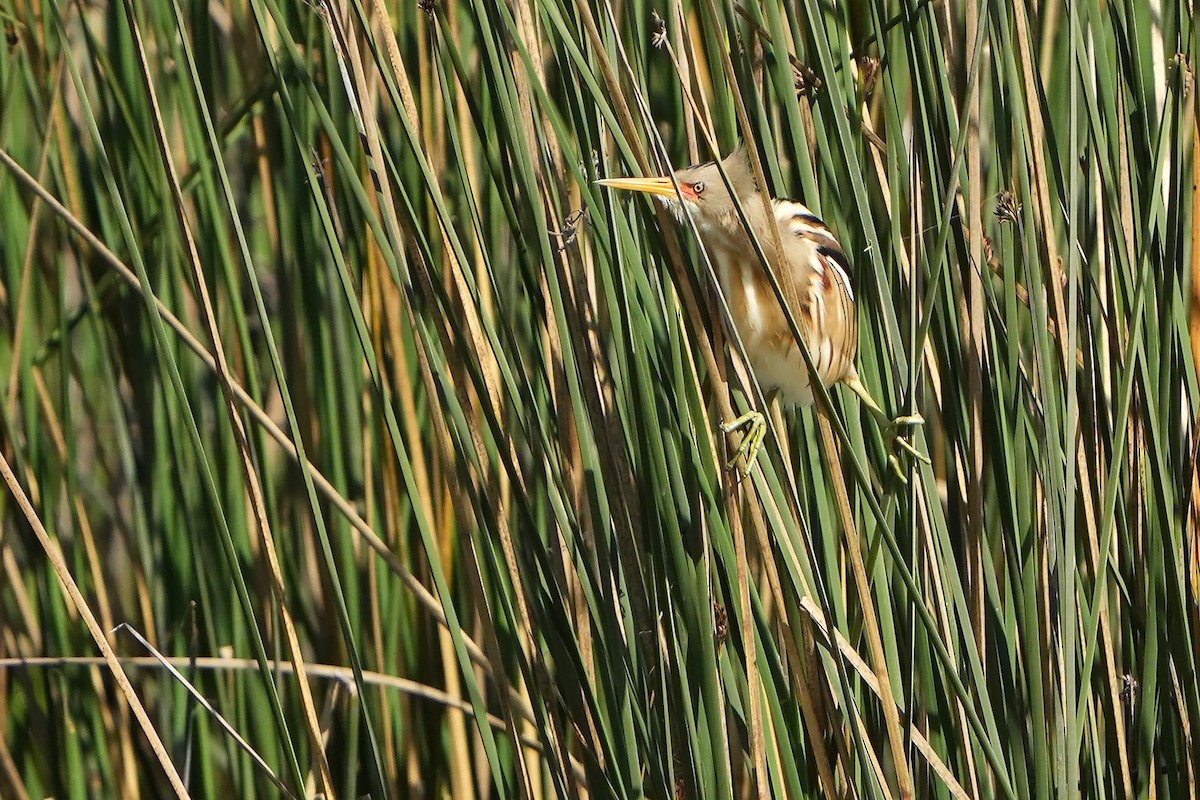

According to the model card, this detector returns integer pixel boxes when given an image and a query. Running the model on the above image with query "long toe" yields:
[722,410,766,476]
[883,420,931,470]
[894,437,930,464]
[721,410,761,435]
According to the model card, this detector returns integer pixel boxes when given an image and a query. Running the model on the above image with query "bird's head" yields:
[597,148,759,238]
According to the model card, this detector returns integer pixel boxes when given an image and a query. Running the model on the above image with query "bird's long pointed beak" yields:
[596,176,684,200]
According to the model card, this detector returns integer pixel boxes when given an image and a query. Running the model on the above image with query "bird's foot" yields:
[720,410,768,478]
[881,413,929,482]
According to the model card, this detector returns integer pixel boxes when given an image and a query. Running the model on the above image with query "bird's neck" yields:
[700,198,774,255]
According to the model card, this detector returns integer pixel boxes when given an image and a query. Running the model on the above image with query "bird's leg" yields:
[845,376,928,481]
[720,389,778,477]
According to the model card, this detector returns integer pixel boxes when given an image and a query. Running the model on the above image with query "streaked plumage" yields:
[598,147,924,476]
[601,148,859,407]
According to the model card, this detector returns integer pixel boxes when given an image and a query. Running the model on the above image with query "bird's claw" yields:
[720,410,767,478]
[881,413,929,483]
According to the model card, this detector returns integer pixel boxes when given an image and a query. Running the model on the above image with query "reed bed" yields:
[1,0,1197,797]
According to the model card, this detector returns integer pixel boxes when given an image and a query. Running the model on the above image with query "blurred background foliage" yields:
[1,0,1199,797]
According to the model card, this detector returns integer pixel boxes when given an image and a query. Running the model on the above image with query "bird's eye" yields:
[692,181,705,194]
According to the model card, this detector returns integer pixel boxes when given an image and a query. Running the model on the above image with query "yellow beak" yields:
[595,176,681,199]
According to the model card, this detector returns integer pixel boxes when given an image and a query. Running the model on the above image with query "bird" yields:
[597,147,925,477]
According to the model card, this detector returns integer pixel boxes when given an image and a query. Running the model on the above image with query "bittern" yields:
[598,148,925,477]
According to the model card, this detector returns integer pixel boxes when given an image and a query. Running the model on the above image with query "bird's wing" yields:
[770,201,859,383]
